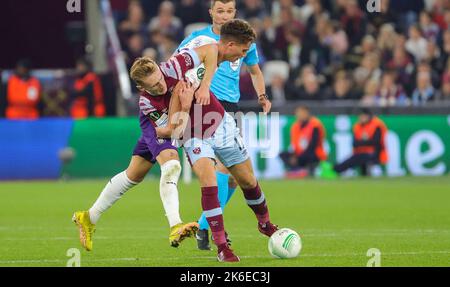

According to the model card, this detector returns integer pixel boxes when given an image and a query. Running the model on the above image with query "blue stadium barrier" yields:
[0,118,74,180]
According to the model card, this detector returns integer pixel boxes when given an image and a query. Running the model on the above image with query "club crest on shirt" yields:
[230,59,240,71]
[193,147,201,154]
[197,67,205,79]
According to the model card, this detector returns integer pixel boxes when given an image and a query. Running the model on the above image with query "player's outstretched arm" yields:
[156,81,195,139]
[247,64,271,114]
[193,44,219,105]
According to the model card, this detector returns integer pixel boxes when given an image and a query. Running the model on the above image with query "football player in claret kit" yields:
[155,19,279,263]
[176,0,271,250]
[72,42,219,251]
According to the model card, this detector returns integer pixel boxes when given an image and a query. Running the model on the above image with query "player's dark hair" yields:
[220,19,256,45]
[211,0,235,9]
[76,57,92,71]
[16,58,32,70]
[360,108,373,116]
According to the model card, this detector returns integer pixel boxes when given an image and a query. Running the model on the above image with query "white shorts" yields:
[183,112,249,168]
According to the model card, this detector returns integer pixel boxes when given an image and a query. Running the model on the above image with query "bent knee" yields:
[228,176,238,189]
[237,176,257,190]
[125,170,145,183]
[161,160,181,181]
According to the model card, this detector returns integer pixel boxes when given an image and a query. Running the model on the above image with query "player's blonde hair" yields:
[129,57,158,86]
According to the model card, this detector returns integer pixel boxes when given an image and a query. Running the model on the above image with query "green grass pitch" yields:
[0,177,449,267]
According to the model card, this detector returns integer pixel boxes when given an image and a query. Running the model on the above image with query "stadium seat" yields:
[262,60,290,85]
[184,22,209,37]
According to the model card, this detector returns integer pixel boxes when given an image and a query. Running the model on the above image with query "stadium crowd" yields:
[112,0,450,106]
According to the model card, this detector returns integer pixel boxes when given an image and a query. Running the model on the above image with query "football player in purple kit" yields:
[72,41,219,251]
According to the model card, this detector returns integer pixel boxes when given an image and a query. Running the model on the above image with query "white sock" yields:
[160,160,182,227]
[89,171,138,224]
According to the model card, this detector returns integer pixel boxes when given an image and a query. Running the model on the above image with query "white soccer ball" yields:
[268,228,302,259]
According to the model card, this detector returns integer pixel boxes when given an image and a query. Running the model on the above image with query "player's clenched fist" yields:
[195,84,211,105]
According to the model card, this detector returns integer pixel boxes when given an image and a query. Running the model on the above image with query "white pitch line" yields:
[3,229,450,242]
[1,251,450,265]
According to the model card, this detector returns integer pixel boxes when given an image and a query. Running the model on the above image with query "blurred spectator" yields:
[314,16,349,74]
[142,47,158,61]
[110,0,131,24]
[376,71,409,106]
[367,0,397,31]
[124,32,145,68]
[360,79,380,106]
[175,0,207,26]
[248,17,268,65]
[273,6,304,61]
[424,40,442,72]
[340,0,367,48]
[290,72,326,100]
[148,1,183,43]
[326,70,359,100]
[331,0,347,19]
[439,29,450,68]
[419,11,440,41]
[328,21,349,67]
[279,105,327,175]
[313,14,333,72]
[390,0,425,32]
[70,57,105,119]
[411,71,436,105]
[118,0,147,42]
[106,0,450,105]
[304,0,327,41]
[345,34,376,69]
[353,52,382,92]
[258,16,276,60]
[147,29,178,63]
[266,74,287,105]
[238,0,268,19]
[405,25,429,62]
[413,61,441,89]
[263,61,290,105]
[140,0,164,20]
[377,23,397,62]
[333,109,389,176]
[439,58,450,100]
[6,59,42,119]
[297,0,318,24]
[361,34,377,54]
[285,28,302,70]
[386,46,415,93]
[271,0,302,26]
[430,0,449,30]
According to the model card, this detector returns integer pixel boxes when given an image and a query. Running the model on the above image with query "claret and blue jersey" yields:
[177,25,259,104]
